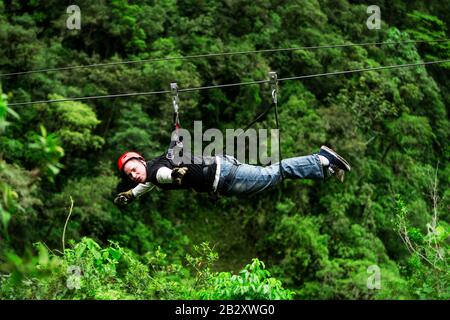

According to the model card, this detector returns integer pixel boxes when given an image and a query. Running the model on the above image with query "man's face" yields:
[123,159,147,184]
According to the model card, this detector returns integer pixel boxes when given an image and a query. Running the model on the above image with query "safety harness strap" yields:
[166,82,183,162]
[269,71,284,180]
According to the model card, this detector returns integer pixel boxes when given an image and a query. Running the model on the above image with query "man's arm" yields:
[131,182,154,198]
[155,166,188,185]
[128,166,176,199]
[133,166,188,197]
[114,182,154,205]
[117,167,171,202]
[115,166,188,206]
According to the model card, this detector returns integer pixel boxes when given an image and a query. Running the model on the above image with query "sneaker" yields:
[319,146,351,182]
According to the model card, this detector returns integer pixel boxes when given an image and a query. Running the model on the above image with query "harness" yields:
[166,83,183,163]
[235,72,284,179]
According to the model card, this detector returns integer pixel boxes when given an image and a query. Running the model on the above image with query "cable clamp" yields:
[269,71,278,104]
[170,82,179,113]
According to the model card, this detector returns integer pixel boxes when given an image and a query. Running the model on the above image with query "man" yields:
[114,146,351,205]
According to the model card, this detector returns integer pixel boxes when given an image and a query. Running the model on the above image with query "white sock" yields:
[318,155,329,167]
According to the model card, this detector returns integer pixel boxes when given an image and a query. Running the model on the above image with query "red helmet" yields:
[117,151,145,172]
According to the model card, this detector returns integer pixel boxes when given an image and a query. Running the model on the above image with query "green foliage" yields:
[268,215,329,286]
[0,160,42,237]
[394,195,449,299]
[0,89,42,246]
[197,258,293,300]
[28,125,65,178]
[45,171,121,243]
[0,238,289,300]
[109,104,161,155]
[387,114,434,157]
[0,87,19,133]
[0,161,17,236]
[47,95,105,152]
[0,243,64,299]
[0,238,183,299]
[267,214,409,299]
[186,242,219,286]
[0,91,15,235]
[405,11,450,63]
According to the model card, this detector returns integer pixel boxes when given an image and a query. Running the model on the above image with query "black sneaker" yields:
[319,146,351,182]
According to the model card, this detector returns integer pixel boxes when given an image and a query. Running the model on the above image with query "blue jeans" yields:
[217,154,324,196]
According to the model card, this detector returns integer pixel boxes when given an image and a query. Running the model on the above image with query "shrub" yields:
[197,258,293,300]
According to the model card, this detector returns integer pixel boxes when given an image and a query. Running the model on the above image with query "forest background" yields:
[0,0,449,299]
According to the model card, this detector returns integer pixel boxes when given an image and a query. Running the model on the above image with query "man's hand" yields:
[171,167,188,185]
[114,189,135,205]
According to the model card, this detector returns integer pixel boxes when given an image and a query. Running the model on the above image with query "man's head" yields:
[118,151,147,184]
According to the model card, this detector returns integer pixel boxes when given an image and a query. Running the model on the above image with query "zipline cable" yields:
[9,89,171,106]
[269,71,284,180]
[277,59,450,82]
[8,58,450,107]
[1,39,449,78]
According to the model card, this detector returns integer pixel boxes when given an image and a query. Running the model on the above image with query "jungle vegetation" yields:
[0,0,449,299]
